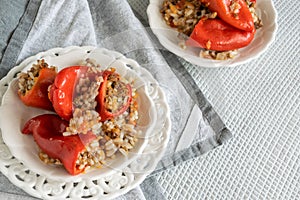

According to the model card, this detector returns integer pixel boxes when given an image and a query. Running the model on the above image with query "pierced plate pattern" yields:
[0,46,171,199]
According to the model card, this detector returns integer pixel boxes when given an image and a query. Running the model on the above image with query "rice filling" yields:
[40,59,139,172]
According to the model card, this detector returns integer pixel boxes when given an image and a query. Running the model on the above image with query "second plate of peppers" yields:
[147,0,277,66]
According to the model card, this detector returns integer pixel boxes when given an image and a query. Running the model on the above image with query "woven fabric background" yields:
[129,0,300,199]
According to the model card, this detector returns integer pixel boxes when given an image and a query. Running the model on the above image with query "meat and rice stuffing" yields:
[21,59,140,173]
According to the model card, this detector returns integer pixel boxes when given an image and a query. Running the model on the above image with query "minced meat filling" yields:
[105,74,130,113]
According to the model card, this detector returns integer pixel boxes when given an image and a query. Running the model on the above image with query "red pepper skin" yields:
[18,68,57,110]
[187,18,255,51]
[48,66,90,121]
[200,0,254,31]
[97,70,132,122]
[22,114,96,175]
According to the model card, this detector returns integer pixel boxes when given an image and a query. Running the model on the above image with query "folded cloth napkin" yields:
[0,0,232,199]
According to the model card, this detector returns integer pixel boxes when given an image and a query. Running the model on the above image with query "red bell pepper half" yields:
[200,0,254,31]
[22,114,96,175]
[18,67,57,111]
[187,18,255,51]
[48,66,91,121]
[97,70,132,122]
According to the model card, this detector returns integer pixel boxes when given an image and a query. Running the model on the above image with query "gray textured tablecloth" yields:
[0,0,231,199]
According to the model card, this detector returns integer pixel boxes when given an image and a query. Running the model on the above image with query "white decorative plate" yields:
[0,46,171,199]
[147,0,278,67]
